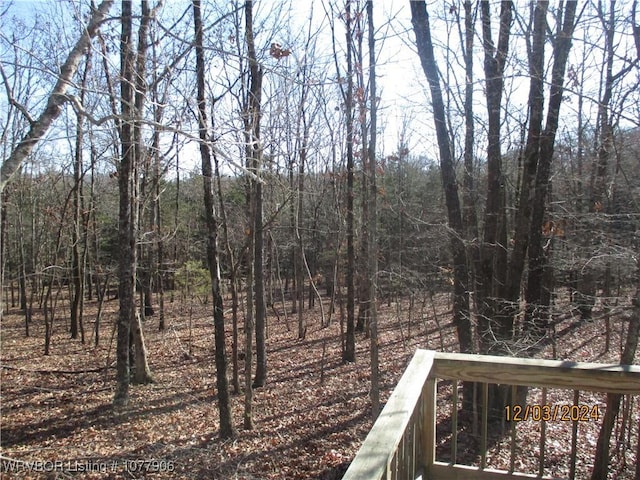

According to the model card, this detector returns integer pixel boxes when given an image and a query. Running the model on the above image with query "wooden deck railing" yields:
[342,349,640,480]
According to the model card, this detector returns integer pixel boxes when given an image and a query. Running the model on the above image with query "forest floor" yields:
[1,288,639,479]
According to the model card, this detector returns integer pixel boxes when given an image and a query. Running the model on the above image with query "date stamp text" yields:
[505,404,601,422]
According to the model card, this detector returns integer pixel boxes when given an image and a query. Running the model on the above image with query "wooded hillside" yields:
[1,1,640,478]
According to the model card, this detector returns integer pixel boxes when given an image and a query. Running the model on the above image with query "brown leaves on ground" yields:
[0,290,638,479]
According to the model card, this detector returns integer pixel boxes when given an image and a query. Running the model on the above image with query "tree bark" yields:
[70,49,91,342]
[131,310,153,383]
[215,143,240,393]
[114,0,135,408]
[129,0,154,385]
[295,143,306,339]
[504,0,547,320]
[461,0,480,284]
[244,0,267,389]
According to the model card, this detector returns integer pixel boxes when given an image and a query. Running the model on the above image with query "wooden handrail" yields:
[342,349,640,480]
[342,349,435,480]
[432,351,640,394]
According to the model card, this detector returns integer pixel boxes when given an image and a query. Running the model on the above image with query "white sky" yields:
[2,1,639,178]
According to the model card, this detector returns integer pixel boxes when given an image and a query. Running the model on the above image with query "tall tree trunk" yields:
[70,48,92,342]
[461,1,479,291]
[130,0,153,385]
[411,0,474,419]
[215,143,240,394]
[477,1,512,354]
[357,8,370,335]
[0,189,6,323]
[114,0,135,408]
[410,1,472,356]
[366,0,380,419]
[633,0,640,58]
[591,0,616,212]
[343,0,356,363]
[149,21,167,330]
[524,0,578,336]
[295,135,306,339]
[503,0,547,324]
[245,0,267,389]
[193,0,234,439]
[244,253,255,430]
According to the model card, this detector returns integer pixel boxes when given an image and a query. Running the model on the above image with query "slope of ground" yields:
[0,289,638,479]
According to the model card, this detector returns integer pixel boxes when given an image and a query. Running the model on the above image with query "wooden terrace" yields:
[342,349,640,480]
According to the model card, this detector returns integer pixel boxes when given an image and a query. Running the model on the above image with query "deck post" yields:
[422,376,437,476]
[342,350,435,480]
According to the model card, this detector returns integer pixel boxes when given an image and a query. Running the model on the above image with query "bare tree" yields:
[0,0,114,327]
[0,0,114,193]
[476,0,512,354]
[114,0,158,406]
[523,1,578,335]
[410,1,473,357]
[365,0,379,419]
[70,49,92,342]
[342,0,356,363]
[193,0,235,439]
[242,0,264,428]
[113,0,136,407]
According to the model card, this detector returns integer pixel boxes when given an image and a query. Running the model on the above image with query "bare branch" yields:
[0,0,114,192]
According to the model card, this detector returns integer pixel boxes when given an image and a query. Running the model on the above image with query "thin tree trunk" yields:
[591,281,640,479]
[254,175,267,384]
[244,249,255,430]
[149,26,167,331]
[357,7,370,335]
[295,142,306,339]
[70,49,92,341]
[343,0,356,363]
[366,0,379,419]
[0,189,6,323]
[410,1,472,356]
[461,1,479,298]
[215,140,240,393]
[245,0,266,389]
[193,0,234,439]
